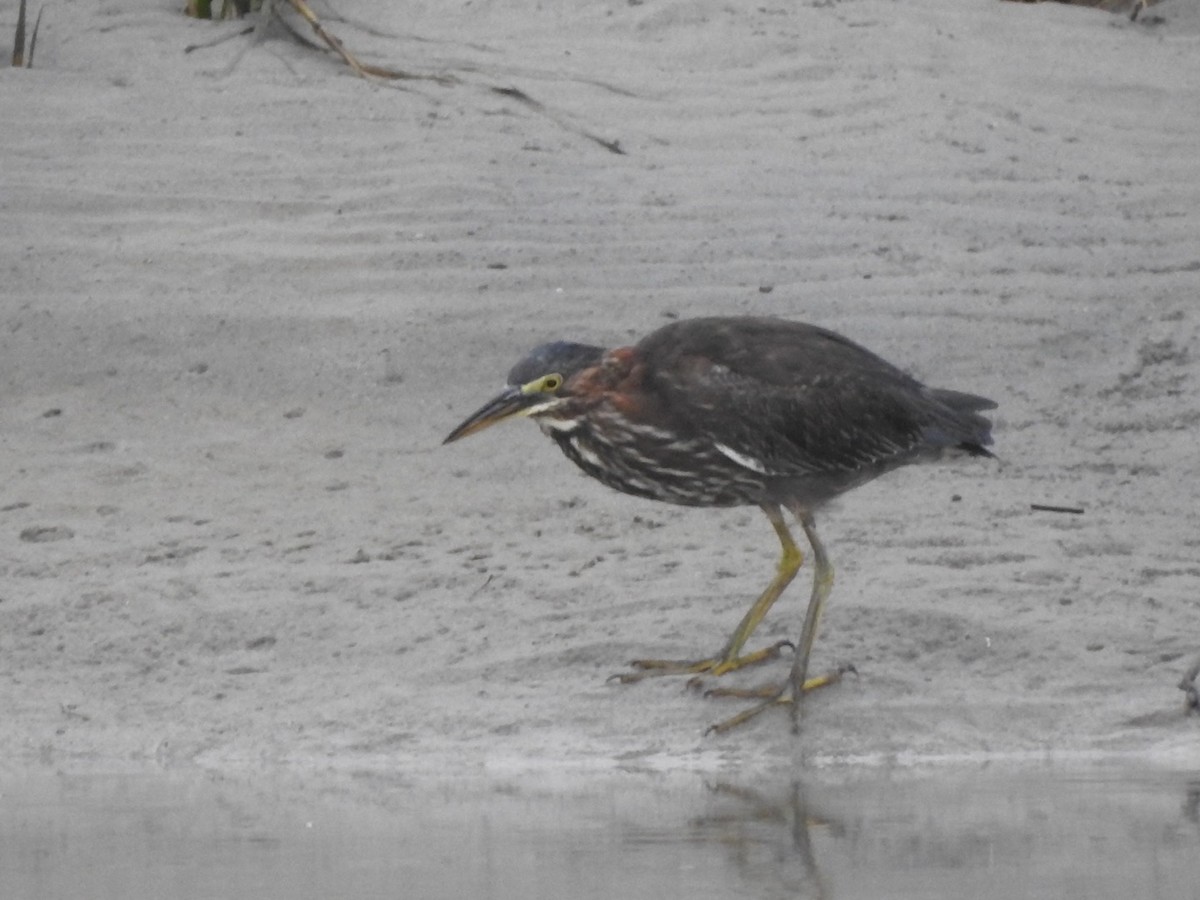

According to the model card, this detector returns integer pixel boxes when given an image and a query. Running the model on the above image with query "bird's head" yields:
[443,341,605,444]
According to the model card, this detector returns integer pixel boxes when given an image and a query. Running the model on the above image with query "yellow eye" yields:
[520,372,564,395]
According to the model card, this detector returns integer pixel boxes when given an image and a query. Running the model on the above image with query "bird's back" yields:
[625,317,995,507]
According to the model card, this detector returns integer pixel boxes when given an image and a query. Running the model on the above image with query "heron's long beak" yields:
[443,386,547,444]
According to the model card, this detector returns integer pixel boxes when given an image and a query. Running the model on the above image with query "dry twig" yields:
[1001,0,1165,21]
[184,0,624,153]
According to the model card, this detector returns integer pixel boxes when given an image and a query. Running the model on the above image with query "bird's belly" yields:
[550,421,767,508]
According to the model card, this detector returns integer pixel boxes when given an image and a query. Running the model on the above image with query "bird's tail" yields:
[928,389,997,458]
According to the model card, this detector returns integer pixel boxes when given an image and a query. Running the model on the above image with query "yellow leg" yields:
[705,508,838,736]
[789,510,834,731]
[610,504,803,684]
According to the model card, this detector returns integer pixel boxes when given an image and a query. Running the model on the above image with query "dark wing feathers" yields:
[638,317,993,476]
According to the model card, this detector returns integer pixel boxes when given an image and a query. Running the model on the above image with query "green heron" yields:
[444,316,995,733]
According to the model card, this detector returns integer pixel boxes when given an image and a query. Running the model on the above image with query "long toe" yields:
[703,664,853,735]
[705,687,791,736]
[609,640,793,684]
[704,682,784,700]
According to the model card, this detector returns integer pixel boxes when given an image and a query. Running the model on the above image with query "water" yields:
[2,766,1197,899]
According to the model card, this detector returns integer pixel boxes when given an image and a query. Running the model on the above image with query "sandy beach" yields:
[2,0,1199,778]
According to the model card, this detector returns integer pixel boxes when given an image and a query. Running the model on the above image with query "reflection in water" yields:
[691,782,833,899]
[1,767,1198,899]
[691,771,1200,900]
[1184,781,1200,825]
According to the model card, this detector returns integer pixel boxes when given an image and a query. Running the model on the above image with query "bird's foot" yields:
[703,663,854,700]
[704,664,856,736]
[606,639,793,685]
